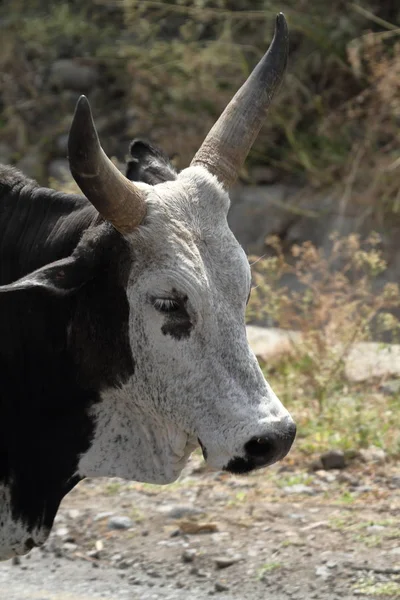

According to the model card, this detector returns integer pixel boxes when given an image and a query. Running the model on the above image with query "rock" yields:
[283,484,316,496]
[182,549,197,563]
[48,159,70,183]
[358,446,386,464]
[158,504,205,519]
[93,511,114,522]
[380,379,400,395]
[62,542,78,552]
[215,555,241,569]
[366,525,385,533]
[67,509,80,520]
[390,475,400,488]
[107,516,133,530]
[320,450,346,470]
[50,59,99,92]
[315,565,332,580]
[246,326,302,363]
[345,343,400,382]
[11,556,21,566]
[54,527,69,538]
[214,581,230,592]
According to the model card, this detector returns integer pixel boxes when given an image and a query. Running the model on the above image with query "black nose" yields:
[225,418,296,475]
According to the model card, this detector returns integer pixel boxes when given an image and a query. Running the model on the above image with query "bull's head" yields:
[14,15,296,486]
[72,13,295,483]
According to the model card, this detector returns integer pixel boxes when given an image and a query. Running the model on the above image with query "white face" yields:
[78,166,295,484]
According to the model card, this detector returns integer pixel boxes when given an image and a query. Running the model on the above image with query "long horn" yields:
[191,13,289,189]
[68,96,146,234]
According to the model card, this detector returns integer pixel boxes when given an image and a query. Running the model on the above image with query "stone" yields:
[50,59,99,92]
[283,484,316,496]
[158,504,205,519]
[215,555,241,569]
[214,581,230,592]
[315,565,332,580]
[390,475,400,488]
[320,450,346,470]
[358,446,386,464]
[93,511,114,522]
[62,542,78,552]
[182,549,197,563]
[107,516,133,530]
[246,326,302,363]
[380,379,400,395]
[345,343,400,382]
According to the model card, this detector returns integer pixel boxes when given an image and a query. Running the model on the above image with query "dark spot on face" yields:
[160,293,192,340]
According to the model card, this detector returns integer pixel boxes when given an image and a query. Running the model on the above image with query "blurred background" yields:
[0,3,399,598]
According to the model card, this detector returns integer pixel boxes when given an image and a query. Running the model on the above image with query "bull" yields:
[0,14,296,560]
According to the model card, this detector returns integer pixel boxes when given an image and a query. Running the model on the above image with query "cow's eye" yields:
[152,297,181,313]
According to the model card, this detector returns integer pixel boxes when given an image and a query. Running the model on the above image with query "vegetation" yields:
[248,233,400,457]
[1,1,399,215]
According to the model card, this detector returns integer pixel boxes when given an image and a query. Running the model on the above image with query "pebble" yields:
[107,516,133,530]
[390,475,400,488]
[315,565,332,580]
[320,450,346,470]
[283,484,316,496]
[214,581,230,592]
[62,542,78,552]
[93,512,114,522]
[358,446,386,464]
[182,549,197,563]
[215,555,241,569]
[158,504,205,519]
[380,379,400,395]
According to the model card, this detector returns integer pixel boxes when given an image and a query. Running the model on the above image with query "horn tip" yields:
[275,12,288,35]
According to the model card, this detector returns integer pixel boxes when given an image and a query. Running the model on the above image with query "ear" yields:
[126,139,177,184]
[0,255,95,296]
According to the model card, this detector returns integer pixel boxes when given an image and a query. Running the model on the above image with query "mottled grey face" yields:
[78,166,295,484]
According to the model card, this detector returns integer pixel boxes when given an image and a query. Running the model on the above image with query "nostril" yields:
[244,436,276,459]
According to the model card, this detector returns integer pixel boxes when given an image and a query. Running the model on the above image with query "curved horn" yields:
[68,96,146,234]
[191,13,289,189]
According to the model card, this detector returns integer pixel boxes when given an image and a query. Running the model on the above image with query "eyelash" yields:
[152,297,181,313]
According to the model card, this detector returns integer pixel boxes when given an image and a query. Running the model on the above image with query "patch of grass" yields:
[354,577,400,597]
[257,562,282,580]
[105,482,122,496]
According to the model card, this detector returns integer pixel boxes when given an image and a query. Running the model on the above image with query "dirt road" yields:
[1,453,399,600]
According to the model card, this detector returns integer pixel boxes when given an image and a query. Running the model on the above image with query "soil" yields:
[0,453,399,600]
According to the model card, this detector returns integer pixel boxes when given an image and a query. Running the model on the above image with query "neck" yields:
[0,165,97,285]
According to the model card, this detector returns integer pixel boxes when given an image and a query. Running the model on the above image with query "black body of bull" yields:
[0,141,175,554]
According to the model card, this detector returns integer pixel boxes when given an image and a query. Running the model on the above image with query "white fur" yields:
[78,166,294,483]
[0,484,49,561]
